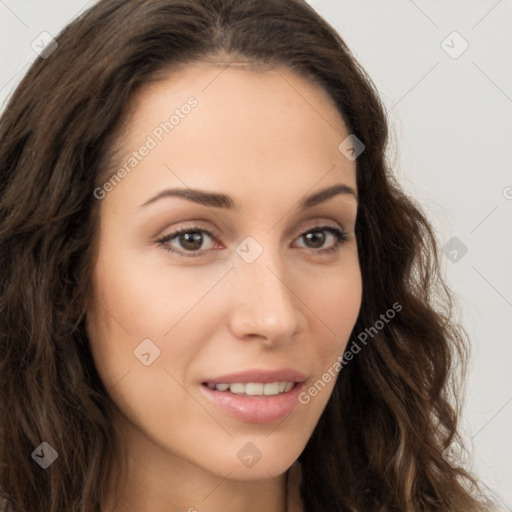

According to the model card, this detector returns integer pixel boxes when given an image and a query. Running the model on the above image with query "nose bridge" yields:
[228,237,300,341]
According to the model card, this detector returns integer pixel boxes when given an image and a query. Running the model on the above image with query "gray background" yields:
[1,0,511,507]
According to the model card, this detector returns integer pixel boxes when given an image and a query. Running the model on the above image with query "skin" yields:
[86,60,362,512]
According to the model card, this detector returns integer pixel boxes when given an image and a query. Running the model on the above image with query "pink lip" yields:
[201,368,307,385]
[199,381,305,424]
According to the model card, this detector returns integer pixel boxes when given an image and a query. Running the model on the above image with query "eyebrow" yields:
[139,183,358,210]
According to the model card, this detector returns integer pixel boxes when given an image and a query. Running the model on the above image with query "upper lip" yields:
[201,368,307,385]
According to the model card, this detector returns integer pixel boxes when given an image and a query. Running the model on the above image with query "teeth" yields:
[207,381,295,395]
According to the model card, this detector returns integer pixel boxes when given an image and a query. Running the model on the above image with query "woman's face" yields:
[87,62,362,482]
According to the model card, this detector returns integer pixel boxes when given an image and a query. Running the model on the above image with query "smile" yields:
[203,381,295,396]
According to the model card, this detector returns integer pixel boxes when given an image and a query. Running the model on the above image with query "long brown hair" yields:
[0,0,492,510]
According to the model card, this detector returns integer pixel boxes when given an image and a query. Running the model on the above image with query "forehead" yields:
[102,62,357,211]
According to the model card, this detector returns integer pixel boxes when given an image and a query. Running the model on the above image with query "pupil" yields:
[305,231,325,248]
[180,231,203,250]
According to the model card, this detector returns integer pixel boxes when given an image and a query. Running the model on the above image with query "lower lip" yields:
[199,382,305,424]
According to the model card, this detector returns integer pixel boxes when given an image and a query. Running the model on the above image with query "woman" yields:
[0,0,496,510]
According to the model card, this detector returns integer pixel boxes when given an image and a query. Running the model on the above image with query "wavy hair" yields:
[0,0,492,510]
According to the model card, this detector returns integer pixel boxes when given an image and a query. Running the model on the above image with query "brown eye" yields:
[177,231,204,251]
[295,226,349,253]
[156,224,349,258]
[156,227,217,256]
[302,230,327,249]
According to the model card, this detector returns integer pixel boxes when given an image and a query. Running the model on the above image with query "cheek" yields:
[85,248,228,392]
[311,260,362,339]
[85,267,200,435]
[89,244,229,340]
[306,261,362,385]
[298,278,361,413]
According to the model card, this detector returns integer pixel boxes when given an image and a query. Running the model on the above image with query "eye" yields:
[294,225,350,253]
[155,223,350,257]
[156,226,217,256]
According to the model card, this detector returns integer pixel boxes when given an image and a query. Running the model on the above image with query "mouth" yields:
[199,379,306,424]
[201,381,297,396]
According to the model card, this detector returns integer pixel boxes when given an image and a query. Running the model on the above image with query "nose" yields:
[226,246,303,346]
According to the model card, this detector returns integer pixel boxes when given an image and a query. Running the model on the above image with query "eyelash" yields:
[155,223,350,258]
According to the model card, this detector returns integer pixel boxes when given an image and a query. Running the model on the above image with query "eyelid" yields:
[155,221,220,241]
[294,219,346,237]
